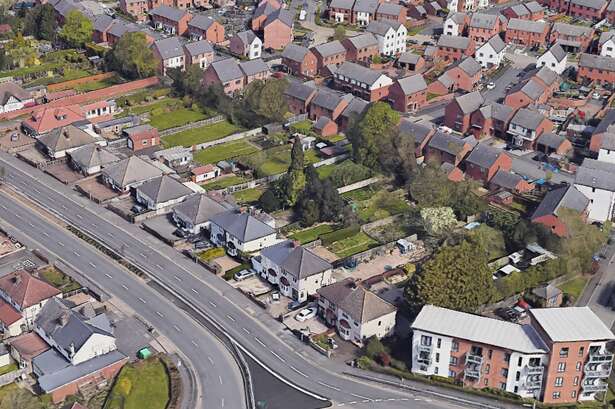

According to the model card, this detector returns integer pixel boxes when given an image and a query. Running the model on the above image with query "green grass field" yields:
[233,187,264,204]
[353,189,411,223]
[162,121,240,147]
[202,175,247,190]
[328,231,378,258]
[193,140,259,164]
[121,98,182,117]
[149,107,208,130]
[39,267,81,293]
[105,358,169,409]
[559,276,589,300]
[246,146,320,177]
[289,224,336,244]
[74,75,123,92]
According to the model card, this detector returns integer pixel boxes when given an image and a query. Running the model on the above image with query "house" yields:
[444,91,484,134]
[183,40,214,69]
[124,124,160,151]
[230,30,262,60]
[37,125,99,159]
[328,0,354,23]
[317,279,397,346]
[525,1,545,19]
[93,14,116,42]
[574,159,615,222]
[282,44,317,78]
[0,299,24,337]
[376,2,406,23]
[152,36,185,75]
[504,79,547,109]
[537,43,567,75]
[475,34,506,68]
[0,82,34,113]
[337,96,368,131]
[187,15,224,43]
[597,132,615,163]
[489,169,534,193]
[209,209,278,255]
[505,18,549,48]
[191,164,220,183]
[252,240,333,302]
[549,22,593,53]
[311,40,347,74]
[467,13,504,44]
[436,35,475,62]
[22,105,85,136]
[172,193,231,235]
[342,33,379,64]
[535,132,573,156]
[365,20,407,56]
[532,284,563,307]
[69,145,119,175]
[389,74,428,112]
[251,0,281,31]
[263,8,294,50]
[502,3,532,19]
[427,72,456,96]
[284,81,317,115]
[577,53,615,85]
[424,1,445,16]
[532,66,560,95]
[411,305,615,403]
[590,109,615,153]
[149,5,192,36]
[104,19,159,47]
[444,56,482,92]
[102,155,164,192]
[463,143,512,183]
[332,61,393,102]
[508,108,554,149]
[135,175,193,210]
[94,116,140,139]
[353,0,380,26]
[396,52,425,72]
[33,298,127,403]
[203,58,246,95]
[239,58,271,84]
[119,0,149,22]
[313,116,338,137]
[443,12,469,36]
[308,89,353,121]
[425,131,476,166]
[566,0,607,21]
[8,332,49,372]
[399,119,436,157]
[599,31,615,58]
[470,102,514,139]
[0,269,61,332]
[153,146,193,168]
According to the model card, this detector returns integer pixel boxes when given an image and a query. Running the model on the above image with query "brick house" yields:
[425,131,476,166]
[505,18,549,48]
[311,40,347,74]
[607,0,615,23]
[313,116,338,137]
[549,22,593,53]
[149,5,192,36]
[566,0,607,21]
[526,1,546,19]
[376,2,406,23]
[427,72,456,96]
[399,119,436,157]
[353,0,380,26]
[332,61,393,101]
[284,81,317,115]
[187,15,224,43]
[396,52,426,72]
[463,143,512,183]
[444,91,484,134]
[183,39,214,69]
[203,58,246,95]
[124,124,160,151]
[152,36,185,75]
[93,15,115,42]
[436,35,475,63]
[444,56,482,92]
[119,0,149,21]
[389,74,428,112]
[507,108,554,149]
[282,44,317,78]
[467,13,505,44]
[577,53,615,85]
[502,3,532,19]
[337,97,368,131]
[469,102,514,139]
[531,184,589,237]
[329,0,355,23]
[533,66,561,96]
[240,59,271,84]
[251,0,281,31]
[308,89,353,121]
[536,132,573,156]
[504,79,547,109]
[489,169,535,193]
[230,30,263,60]
[342,33,379,64]
[104,20,159,47]
[263,9,294,50]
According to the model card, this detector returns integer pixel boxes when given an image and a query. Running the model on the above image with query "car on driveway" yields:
[295,307,317,321]
[486,82,496,90]
[234,269,256,281]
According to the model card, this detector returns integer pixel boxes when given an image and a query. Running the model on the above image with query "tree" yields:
[363,336,386,359]
[379,130,417,185]
[466,224,507,261]
[259,189,280,213]
[170,64,203,96]
[333,25,346,41]
[244,78,289,123]
[107,32,157,79]
[348,102,400,169]
[279,138,305,206]
[295,167,346,226]
[59,10,93,48]
[420,207,457,236]
[24,4,56,41]
[405,241,496,312]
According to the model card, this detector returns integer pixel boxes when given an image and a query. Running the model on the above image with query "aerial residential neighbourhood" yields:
[2,0,615,407]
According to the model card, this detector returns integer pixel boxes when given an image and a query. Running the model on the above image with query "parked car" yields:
[131,204,145,214]
[295,307,317,322]
[194,241,211,250]
[486,82,496,90]
[234,269,256,281]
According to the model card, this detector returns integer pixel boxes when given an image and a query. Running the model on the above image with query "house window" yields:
[573,376,579,386]
[499,382,506,390]
[437,338,442,348]
[518,356,522,366]
[451,341,459,352]
[434,367,439,374]
[576,361,581,371]
[435,353,440,363]
[554,377,563,387]
[557,362,566,372]
[552,392,561,400]
[485,364,490,374]
[560,347,569,358]
[571,390,577,399]
[420,335,432,346]
[504,353,511,363]
[487,350,493,359]
[484,378,489,386]
[450,356,458,365]
[449,370,456,377]
[578,346,585,356]
[501,368,508,377]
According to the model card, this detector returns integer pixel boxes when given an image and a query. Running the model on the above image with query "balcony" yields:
[582,380,609,393]
[584,362,612,378]
[526,365,544,375]
[464,367,481,379]
[465,354,483,366]
[588,350,614,364]
[417,345,432,365]
[524,378,543,391]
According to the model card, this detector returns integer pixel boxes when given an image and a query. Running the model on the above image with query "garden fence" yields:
[193,127,261,151]
[160,115,226,137]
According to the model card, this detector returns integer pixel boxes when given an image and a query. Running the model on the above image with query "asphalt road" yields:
[0,152,520,409]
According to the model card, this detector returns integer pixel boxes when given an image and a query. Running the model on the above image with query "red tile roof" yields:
[0,270,61,309]
[192,164,217,175]
[9,332,50,360]
[0,300,21,326]
[22,105,85,134]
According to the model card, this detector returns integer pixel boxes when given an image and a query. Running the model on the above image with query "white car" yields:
[234,269,256,281]
[486,82,496,90]
[295,307,317,322]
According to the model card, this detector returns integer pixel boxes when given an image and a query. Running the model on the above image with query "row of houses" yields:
[328,0,407,25]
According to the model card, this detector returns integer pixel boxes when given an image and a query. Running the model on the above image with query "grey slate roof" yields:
[437,34,471,50]
[579,53,615,72]
[314,116,334,131]
[469,12,498,29]
[599,30,615,46]
[537,132,567,150]
[149,5,188,21]
[282,44,311,62]
[509,3,530,16]
[396,74,427,95]
[313,40,346,58]
[510,79,545,100]
[239,58,270,76]
[552,22,593,37]
[377,1,403,15]
[174,193,231,225]
[490,169,525,190]
[137,175,192,204]
[510,108,546,130]
[189,14,216,31]
[490,102,514,122]
[69,145,119,169]
[507,18,547,33]
[428,132,470,155]
[254,1,278,17]
[465,143,504,169]
[397,51,421,65]
[262,240,332,279]
[525,1,544,12]
[102,156,163,188]
[531,184,589,219]
[354,0,379,13]
[457,56,481,76]
[535,66,559,86]
[530,307,615,342]
[210,210,276,242]
[184,39,214,57]
[365,20,395,36]
[455,91,484,114]
[546,43,567,63]
[39,125,96,153]
[312,89,352,111]
[266,8,294,27]
[344,33,378,50]
[236,30,258,46]
[317,279,396,323]
[0,82,31,105]
[484,34,506,53]
[609,0,615,11]
[575,158,615,191]
[210,58,244,82]
[93,14,114,32]
[569,0,606,9]
[284,80,316,101]
[340,97,369,120]
[532,283,562,300]
[154,36,184,60]
[594,109,615,135]
[447,12,468,24]
[601,133,615,150]
[335,61,386,86]
[330,0,354,8]
[399,120,434,144]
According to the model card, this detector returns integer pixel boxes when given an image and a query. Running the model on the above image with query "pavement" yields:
[0,151,525,409]
[579,233,615,329]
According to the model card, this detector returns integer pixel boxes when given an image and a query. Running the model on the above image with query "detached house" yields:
[202,59,243,95]
[445,56,482,92]
[37,125,99,159]
[0,82,34,113]
[475,34,506,68]
[102,155,163,192]
[426,131,477,166]
[187,15,224,43]
[230,30,262,60]
[282,44,317,78]
[577,53,615,85]
[353,0,380,26]
[22,105,85,136]
[317,279,397,346]
[311,40,347,74]
[135,175,193,211]
[284,81,317,115]
[436,35,475,63]
[210,210,278,255]
[389,74,428,112]
[443,12,469,36]
[537,43,567,74]
[376,2,406,23]
[332,61,393,102]
[444,91,484,134]
[342,33,379,64]
[505,18,549,48]
[183,40,214,69]
[252,0,281,31]
[468,13,505,44]
[507,108,554,149]
[149,5,192,35]
[463,143,512,183]
[172,193,230,235]
[531,184,589,236]
[329,0,355,23]
[152,36,185,75]
[574,159,615,222]
[469,102,514,139]
[549,22,593,53]
[253,240,333,302]
[365,20,407,56]
[505,79,547,109]
[124,124,160,151]
[263,8,294,50]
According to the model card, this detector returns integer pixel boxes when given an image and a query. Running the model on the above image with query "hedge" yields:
[319,225,361,246]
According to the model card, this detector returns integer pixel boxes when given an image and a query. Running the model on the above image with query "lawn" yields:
[202,175,248,190]
[74,75,123,92]
[39,267,81,293]
[289,224,336,244]
[345,188,410,223]
[242,146,321,177]
[0,363,17,376]
[105,357,169,409]
[316,160,373,186]
[149,107,208,130]
[193,140,259,164]
[559,275,589,300]
[198,247,225,262]
[162,121,240,147]
[233,187,264,204]
[121,98,182,117]
[327,231,378,258]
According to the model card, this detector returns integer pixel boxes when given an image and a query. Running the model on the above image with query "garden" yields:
[202,175,248,190]
[238,145,320,177]
[289,223,336,244]
[193,140,260,165]
[326,231,379,259]
[162,120,240,148]
[343,186,411,223]
[316,159,373,187]
[104,357,169,409]
[232,187,265,204]
[39,266,81,293]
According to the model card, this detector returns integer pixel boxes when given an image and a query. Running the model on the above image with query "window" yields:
[434,367,439,374]
[449,370,456,377]
[488,350,493,359]
[554,377,563,387]
[436,353,440,363]
[499,382,506,390]
[484,378,489,386]
[571,390,577,398]
[420,335,432,347]
[501,368,508,377]
[515,371,520,381]
[485,364,490,374]
[504,353,511,363]
[576,361,581,371]
[552,392,561,400]
[578,346,585,356]
[451,341,459,352]
[450,356,458,365]
[560,347,569,358]
[437,338,442,348]
[557,362,566,372]
[518,357,523,366]
[573,376,579,386]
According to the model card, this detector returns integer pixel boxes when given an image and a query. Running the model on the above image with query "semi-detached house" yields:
[342,33,379,64]
[549,22,593,53]
[187,15,225,43]
[149,5,192,35]
[172,193,232,235]
[507,108,554,149]
[577,53,615,85]
[599,31,615,57]
[230,30,263,60]
[574,158,615,223]
[69,145,119,176]
[135,175,193,210]
[389,74,428,112]
[311,40,347,74]
[475,34,506,68]
[443,12,469,36]
[505,18,549,48]
[209,210,278,255]
[152,36,185,75]
[282,44,317,78]
[332,61,393,102]
[102,155,163,192]
[436,34,475,63]
[537,43,567,75]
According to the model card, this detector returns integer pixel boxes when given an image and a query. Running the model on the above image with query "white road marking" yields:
[138,297,146,304]
[104,274,113,279]
[270,350,285,362]
[0,205,6,210]
[107,231,114,237]
[221,398,224,408]
[290,366,308,378]
[174,275,181,282]
[42,232,49,237]
[121,284,128,290]
[174,325,181,332]
[219,375,223,384]
[209,301,216,307]
[207,356,214,365]
[89,262,97,268]
[191,288,198,294]
[317,381,340,391]
[226,315,235,322]
[191,340,198,347]
[76,214,83,219]
[254,337,266,347]
[73,251,80,257]
[351,393,370,400]
[28,222,34,227]
[242,327,250,334]
[156,264,163,269]
[58,242,64,247]
[156,311,164,317]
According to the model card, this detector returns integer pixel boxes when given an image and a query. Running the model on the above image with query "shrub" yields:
[319,225,360,246]
[377,351,391,366]
[363,336,386,359]
[198,247,225,262]
[390,358,407,372]
[356,356,373,369]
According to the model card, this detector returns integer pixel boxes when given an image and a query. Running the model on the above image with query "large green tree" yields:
[348,102,400,169]
[405,240,496,312]
[24,4,57,41]
[244,78,289,122]
[170,64,203,96]
[107,32,157,79]
[295,167,345,226]
[59,10,93,48]
[279,138,306,206]
[379,131,417,185]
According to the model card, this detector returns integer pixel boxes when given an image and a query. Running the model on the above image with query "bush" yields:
[198,247,225,262]
[390,358,407,372]
[356,356,373,369]
[377,351,391,366]
[363,336,386,359]
[320,225,361,246]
